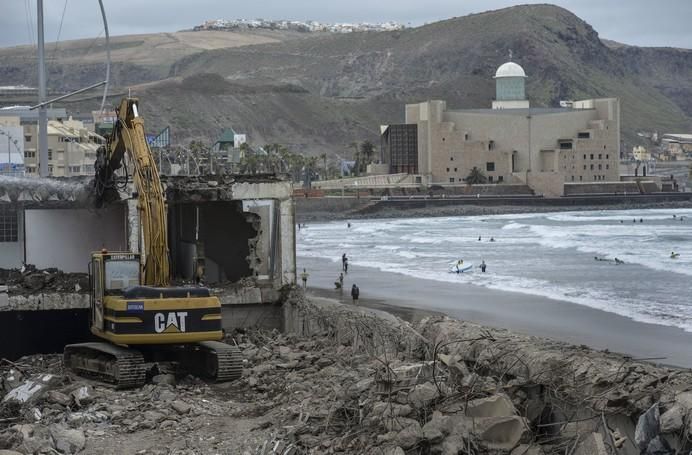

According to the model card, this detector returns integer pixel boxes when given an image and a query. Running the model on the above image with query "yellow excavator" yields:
[63,97,241,388]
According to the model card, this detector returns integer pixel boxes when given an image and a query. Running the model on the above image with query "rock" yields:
[144,410,166,424]
[371,401,412,419]
[171,400,191,415]
[3,374,58,403]
[158,389,177,402]
[422,411,450,442]
[160,419,177,430]
[0,450,24,455]
[152,374,176,386]
[394,421,423,449]
[635,403,660,451]
[316,357,333,368]
[382,447,405,455]
[660,405,684,433]
[408,382,440,409]
[70,385,94,407]
[278,346,292,357]
[476,416,528,451]
[350,378,374,396]
[384,417,419,432]
[511,444,544,455]
[47,390,72,407]
[50,425,85,455]
[645,436,673,455]
[573,432,607,455]
[466,394,516,418]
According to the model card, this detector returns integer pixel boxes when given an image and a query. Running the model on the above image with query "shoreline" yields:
[296,199,692,222]
[298,255,692,368]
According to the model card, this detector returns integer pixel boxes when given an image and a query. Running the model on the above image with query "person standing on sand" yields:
[335,272,344,291]
[342,253,347,271]
[344,258,349,273]
[300,268,309,289]
[351,284,360,304]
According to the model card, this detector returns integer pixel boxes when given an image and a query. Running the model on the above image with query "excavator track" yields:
[63,342,146,389]
[177,341,243,383]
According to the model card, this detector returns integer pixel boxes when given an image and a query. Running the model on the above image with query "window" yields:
[486,162,495,172]
[606,154,609,159]
[559,141,573,150]
[24,135,31,142]
[606,164,609,170]
[69,166,81,173]
[449,177,455,183]
[594,176,597,181]
[446,167,450,172]
[450,157,454,161]
[489,140,495,151]
[24,151,35,158]
[590,164,594,170]
[442,137,446,142]
[604,145,607,149]
[598,154,602,159]
[454,168,457,172]
[579,175,583,181]
[578,132,590,139]
[598,164,602,170]
[48,165,53,174]
[590,154,594,160]
[583,165,587,170]
[488,176,494,183]
[0,206,18,242]
[571,176,575,181]
[48,150,53,160]
[583,154,586,159]
[464,133,469,141]
[498,176,503,182]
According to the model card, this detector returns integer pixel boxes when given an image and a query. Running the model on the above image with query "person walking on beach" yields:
[480,260,487,273]
[344,258,349,273]
[342,253,347,271]
[335,272,344,290]
[300,268,309,289]
[351,284,360,304]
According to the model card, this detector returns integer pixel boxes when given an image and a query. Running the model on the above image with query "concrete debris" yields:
[0,265,88,296]
[573,432,607,455]
[635,403,660,450]
[2,297,692,453]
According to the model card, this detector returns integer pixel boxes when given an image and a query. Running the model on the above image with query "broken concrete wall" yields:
[25,206,127,273]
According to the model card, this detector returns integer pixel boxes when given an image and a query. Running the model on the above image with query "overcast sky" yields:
[1,0,691,49]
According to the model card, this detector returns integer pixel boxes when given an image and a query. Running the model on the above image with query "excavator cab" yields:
[90,251,140,332]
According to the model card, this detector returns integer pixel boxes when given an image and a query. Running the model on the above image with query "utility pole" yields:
[37,0,48,177]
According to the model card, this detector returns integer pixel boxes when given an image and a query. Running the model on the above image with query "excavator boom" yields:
[95,97,169,286]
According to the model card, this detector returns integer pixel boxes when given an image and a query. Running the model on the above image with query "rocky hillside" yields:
[1,4,691,154]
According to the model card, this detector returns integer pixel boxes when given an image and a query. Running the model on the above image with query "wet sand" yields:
[299,256,692,368]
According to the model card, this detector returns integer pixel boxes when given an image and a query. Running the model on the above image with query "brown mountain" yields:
[1,4,691,155]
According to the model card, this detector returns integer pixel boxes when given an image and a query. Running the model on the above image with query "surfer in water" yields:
[671,251,680,259]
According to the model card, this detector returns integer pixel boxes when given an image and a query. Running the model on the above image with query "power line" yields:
[52,0,69,60]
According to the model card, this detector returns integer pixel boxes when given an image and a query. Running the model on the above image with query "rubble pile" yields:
[0,176,90,205]
[1,297,691,454]
[0,266,88,295]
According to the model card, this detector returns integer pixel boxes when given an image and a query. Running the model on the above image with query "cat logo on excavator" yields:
[154,312,188,333]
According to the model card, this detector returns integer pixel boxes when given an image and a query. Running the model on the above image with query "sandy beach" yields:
[299,255,692,368]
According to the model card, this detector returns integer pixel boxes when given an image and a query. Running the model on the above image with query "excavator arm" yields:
[95,97,169,286]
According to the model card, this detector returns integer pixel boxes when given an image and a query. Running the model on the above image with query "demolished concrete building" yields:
[0,174,296,359]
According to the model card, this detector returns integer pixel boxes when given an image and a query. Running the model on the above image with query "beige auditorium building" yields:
[380,60,621,196]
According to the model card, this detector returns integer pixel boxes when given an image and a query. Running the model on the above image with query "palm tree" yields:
[320,153,327,178]
[360,141,375,167]
[464,166,487,184]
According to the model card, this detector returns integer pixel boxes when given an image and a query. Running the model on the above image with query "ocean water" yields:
[297,208,692,332]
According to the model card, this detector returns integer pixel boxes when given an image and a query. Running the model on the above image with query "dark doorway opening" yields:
[168,201,259,284]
